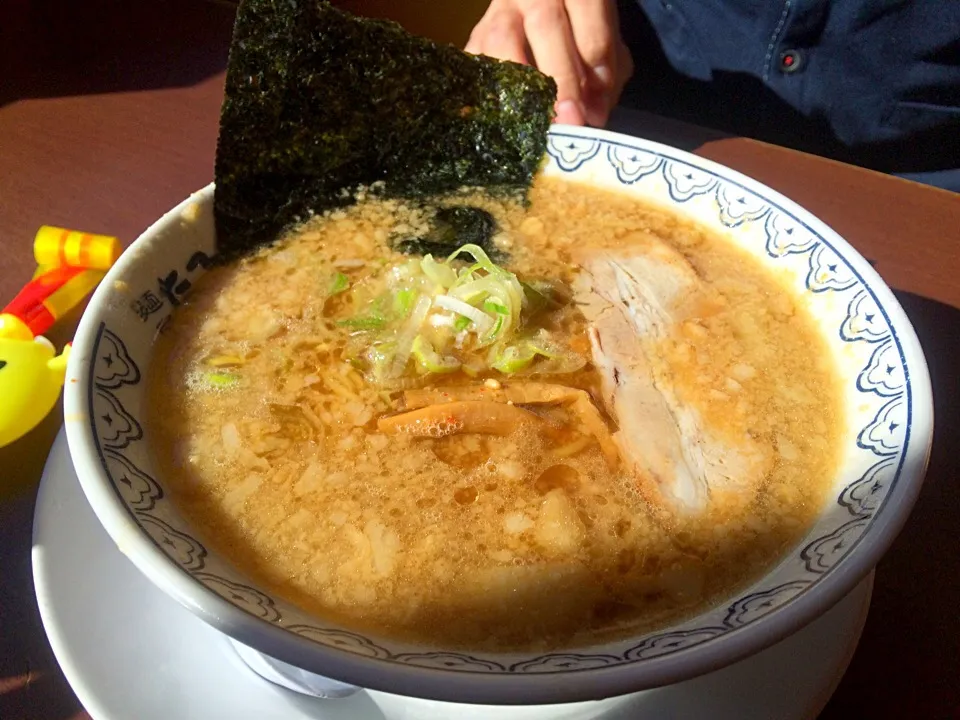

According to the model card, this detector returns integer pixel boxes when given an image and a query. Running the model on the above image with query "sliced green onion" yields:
[449,278,495,305]
[204,371,240,388]
[343,243,574,384]
[526,331,562,359]
[421,254,458,289]
[433,295,495,333]
[490,333,586,375]
[447,246,523,338]
[483,299,509,315]
[479,313,505,347]
[446,243,498,272]
[491,344,537,374]
[388,294,433,378]
[328,272,350,296]
[393,288,418,317]
[411,335,460,374]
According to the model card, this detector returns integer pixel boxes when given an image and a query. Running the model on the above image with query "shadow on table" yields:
[0,407,81,720]
[0,305,87,720]
[0,0,236,108]
[0,474,85,720]
[607,106,730,153]
[820,290,960,718]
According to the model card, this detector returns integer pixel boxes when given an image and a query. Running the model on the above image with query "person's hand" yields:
[465,0,633,127]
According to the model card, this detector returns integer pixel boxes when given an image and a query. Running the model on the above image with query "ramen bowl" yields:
[63,126,933,705]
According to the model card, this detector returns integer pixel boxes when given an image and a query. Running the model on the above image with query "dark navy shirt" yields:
[618,0,960,190]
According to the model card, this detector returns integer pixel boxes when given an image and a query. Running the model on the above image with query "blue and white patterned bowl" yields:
[63,127,933,704]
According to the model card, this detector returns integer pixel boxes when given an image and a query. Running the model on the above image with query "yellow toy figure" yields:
[0,314,71,447]
[0,227,119,448]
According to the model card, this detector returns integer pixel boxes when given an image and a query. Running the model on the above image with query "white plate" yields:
[35,430,873,720]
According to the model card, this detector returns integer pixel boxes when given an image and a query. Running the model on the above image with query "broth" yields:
[147,176,842,651]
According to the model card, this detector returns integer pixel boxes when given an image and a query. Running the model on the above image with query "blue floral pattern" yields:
[139,514,207,571]
[392,653,507,671]
[763,211,819,258]
[606,145,662,184]
[625,628,726,659]
[288,627,392,659]
[82,129,916,675]
[103,449,162,511]
[93,388,142,450]
[93,328,141,388]
[841,290,888,343]
[839,458,896,517]
[714,183,769,227]
[801,519,871,574]
[510,654,621,672]
[723,583,809,626]
[662,161,718,202]
[546,136,601,172]
[806,244,858,293]
[857,397,906,457]
[193,572,282,622]
[857,341,905,397]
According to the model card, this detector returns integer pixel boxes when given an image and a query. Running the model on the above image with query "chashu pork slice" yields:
[573,240,771,515]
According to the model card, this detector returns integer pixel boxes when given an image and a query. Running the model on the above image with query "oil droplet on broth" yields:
[454,486,479,505]
[534,464,580,495]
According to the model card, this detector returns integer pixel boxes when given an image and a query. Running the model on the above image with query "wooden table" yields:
[1,1,958,718]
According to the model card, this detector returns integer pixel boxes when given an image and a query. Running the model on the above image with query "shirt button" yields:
[779,49,803,73]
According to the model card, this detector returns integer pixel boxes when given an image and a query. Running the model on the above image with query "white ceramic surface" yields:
[61,126,933,703]
[35,430,873,720]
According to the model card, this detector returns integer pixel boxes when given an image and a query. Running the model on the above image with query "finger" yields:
[464,30,482,55]
[565,0,615,86]
[583,39,633,126]
[523,2,586,124]
[483,10,530,65]
[474,9,531,65]
[582,86,610,128]
[566,0,616,126]
[464,1,501,55]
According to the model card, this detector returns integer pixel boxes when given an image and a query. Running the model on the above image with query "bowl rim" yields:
[63,124,934,704]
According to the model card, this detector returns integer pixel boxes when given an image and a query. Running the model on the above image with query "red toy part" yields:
[3,265,88,336]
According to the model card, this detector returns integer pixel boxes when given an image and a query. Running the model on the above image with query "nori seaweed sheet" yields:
[394,206,502,261]
[214,0,557,259]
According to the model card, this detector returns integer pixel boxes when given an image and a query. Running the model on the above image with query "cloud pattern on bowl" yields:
[81,129,916,675]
